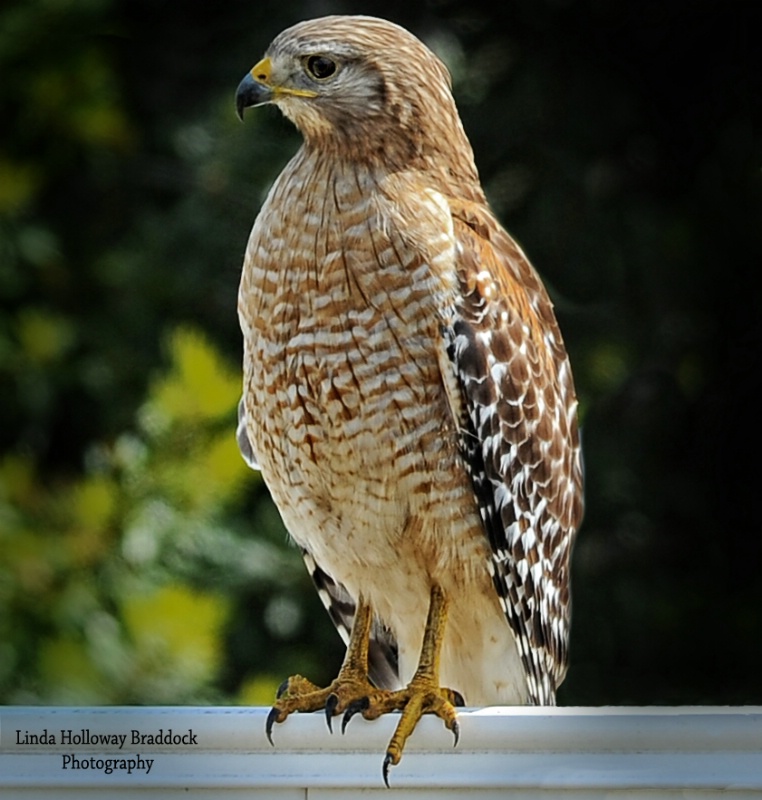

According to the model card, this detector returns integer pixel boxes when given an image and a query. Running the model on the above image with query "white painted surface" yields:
[1,706,761,797]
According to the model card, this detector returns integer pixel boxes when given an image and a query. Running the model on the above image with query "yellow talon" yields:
[267,585,462,787]
[266,598,376,741]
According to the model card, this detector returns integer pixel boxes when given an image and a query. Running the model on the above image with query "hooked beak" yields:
[235,60,273,121]
[235,56,318,121]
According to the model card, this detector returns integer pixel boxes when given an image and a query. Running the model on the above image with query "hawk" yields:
[235,15,583,784]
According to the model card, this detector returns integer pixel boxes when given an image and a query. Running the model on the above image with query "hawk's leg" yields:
[265,594,376,743]
[343,584,464,787]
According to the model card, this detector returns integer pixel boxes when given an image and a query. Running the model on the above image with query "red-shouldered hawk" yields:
[235,15,583,784]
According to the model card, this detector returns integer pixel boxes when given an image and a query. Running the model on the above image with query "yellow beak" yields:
[236,56,319,120]
[249,57,273,84]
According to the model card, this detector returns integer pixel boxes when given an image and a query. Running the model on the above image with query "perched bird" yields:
[235,15,583,784]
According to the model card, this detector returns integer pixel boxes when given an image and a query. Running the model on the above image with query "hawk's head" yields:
[236,15,472,168]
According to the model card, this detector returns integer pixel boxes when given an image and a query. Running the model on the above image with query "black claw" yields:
[451,718,460,748]
[324,693,339,733]
[453,690,465,707]
[265,707,279,746]
[275,678,290,699]
[341,697,369,734]
[382,753,393,788]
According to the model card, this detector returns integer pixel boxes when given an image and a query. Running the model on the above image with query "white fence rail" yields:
[1,706,761,797]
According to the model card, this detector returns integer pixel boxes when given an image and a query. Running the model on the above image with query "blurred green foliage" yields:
[1,0,760,707]
[1,325,303,704]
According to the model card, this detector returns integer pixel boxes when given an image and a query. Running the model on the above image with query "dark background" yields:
[1,0,760,706]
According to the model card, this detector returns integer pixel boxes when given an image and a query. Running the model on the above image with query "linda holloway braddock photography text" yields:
[13,725,200,776]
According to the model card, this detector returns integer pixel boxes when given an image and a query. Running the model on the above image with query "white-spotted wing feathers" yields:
[443,204,584,704]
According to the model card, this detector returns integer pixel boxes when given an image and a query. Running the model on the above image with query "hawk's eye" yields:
[306,55,337,80]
